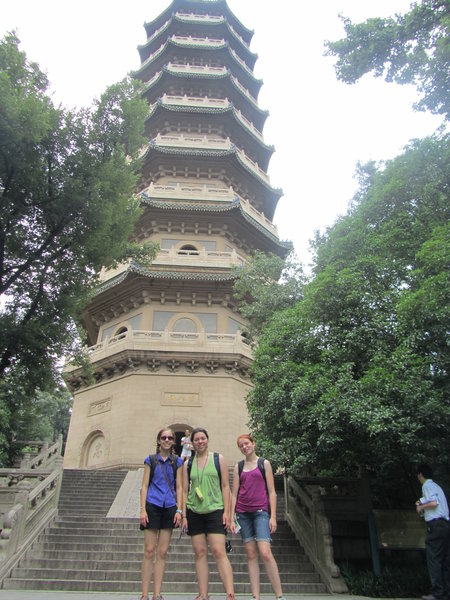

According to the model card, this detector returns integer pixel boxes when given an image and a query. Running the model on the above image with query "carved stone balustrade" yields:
[284,476,374,593]
[0,439,63,583]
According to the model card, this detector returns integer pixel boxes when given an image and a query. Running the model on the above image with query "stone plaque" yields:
[161,392,201,406]
[88,398,112,416]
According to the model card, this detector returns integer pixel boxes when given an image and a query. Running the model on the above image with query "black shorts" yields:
[140,503,177,531]
[186,508,226,536]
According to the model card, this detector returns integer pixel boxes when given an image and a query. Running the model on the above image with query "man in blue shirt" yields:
[416,463,450,600]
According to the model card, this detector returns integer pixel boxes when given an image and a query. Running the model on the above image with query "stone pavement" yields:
[0,593,416,600]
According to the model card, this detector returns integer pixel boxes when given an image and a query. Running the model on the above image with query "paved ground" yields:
[0,593,416,600]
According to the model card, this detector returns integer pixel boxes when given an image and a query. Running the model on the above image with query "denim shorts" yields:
[236,510,271,543]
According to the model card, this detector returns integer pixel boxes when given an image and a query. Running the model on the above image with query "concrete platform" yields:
[0,593,415,600]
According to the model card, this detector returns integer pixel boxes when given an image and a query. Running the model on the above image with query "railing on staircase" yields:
[284,475,371,593]
[0,436,64,583]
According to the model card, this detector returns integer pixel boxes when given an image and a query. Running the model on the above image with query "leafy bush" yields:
[339,555,428,597]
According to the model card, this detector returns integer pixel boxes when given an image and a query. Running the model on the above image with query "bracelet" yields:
[176,509,183,514]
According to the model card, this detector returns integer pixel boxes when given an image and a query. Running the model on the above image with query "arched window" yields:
[173,318,197,333]
[114,327,128,339]
[81,431,107,467]
[178,244,199,255]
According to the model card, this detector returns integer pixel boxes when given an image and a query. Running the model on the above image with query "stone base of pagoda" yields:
[63,368,252,469]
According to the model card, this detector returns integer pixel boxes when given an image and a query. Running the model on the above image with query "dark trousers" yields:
[425,519,450,598]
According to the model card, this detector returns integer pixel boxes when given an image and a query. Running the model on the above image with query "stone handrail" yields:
[144,18,170,45]
[139,44,165,72]
[158,88,264,143]
[64,329,253,367]
[231,75,258,104]
[240,198,277,233]
[229,47,253,76]
[284,476,349,593]
[176,12,224,23]
[154,132,231,150]
[142,181,235,202]
[236,148,269,183]
[0,446,63,583]
[229,23,250,49]
[152,247,245,267]
[141,183,277,235]
[151,133,270,183]
[160,92,229,109]
[234,108,264,141]
[19,437,63,470]
[171,34,225,46]
[166,62,227,76]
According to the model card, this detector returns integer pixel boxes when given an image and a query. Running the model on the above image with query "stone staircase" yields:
[2,469,327,593]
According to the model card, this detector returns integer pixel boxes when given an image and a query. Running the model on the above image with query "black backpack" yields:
[147,454,179,485]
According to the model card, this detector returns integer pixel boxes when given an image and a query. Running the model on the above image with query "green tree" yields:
[0,33,155,462]
[233,250,304,337]
[325,0,450,120]
[247,134,450,505]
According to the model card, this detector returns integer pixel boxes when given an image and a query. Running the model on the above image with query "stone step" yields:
[42,528,300,541]
[25,549,310,564]
[3,579,327,593]
[10,566,322,584]
[48,519,295,531]
[1,469,326,593]
[18,557,315,572]
[33,541,307,557]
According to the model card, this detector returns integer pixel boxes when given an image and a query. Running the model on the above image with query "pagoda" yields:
[63,0,288,469]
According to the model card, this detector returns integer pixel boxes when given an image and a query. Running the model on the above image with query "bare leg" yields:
[142,529,158,597]
[191,533,209,597]
[208,533,234,596]
[244,540,260,599]
[153,528,173,596]
[257,540,283,597]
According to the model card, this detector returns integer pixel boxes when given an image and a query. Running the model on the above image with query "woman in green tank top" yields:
[181,427,236,600]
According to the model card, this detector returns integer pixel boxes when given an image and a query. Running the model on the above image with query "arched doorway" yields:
[170,423,192,457]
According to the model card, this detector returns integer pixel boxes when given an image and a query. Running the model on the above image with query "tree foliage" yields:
[233,250,305,337]
[325,0,450,120]
[247,134,450,505]
[0,33,155,462]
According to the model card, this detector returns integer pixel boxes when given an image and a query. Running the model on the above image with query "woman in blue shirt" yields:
[139,428,183,600]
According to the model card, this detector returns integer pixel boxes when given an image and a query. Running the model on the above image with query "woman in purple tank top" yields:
[230,434,285,600]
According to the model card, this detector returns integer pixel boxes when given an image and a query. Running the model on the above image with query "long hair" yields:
[155,428,175,457]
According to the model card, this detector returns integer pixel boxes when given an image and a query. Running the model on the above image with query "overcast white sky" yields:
[2,1,444,267]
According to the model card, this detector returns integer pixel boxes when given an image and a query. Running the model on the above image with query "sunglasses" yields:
[160,436,174,441]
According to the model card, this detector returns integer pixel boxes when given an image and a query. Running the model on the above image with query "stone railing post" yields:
[284,476,348,593]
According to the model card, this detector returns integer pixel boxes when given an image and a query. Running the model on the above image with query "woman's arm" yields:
[219,453,231,529]
[174,460,183,527]
[140,464,150,526]
[181,459,189,532]
[264,460,277,533]
[230,463,239,533]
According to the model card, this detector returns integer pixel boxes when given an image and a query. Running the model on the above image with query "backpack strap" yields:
[172,454,179,480]
[257,456,269,497]
[187,452,221,485]
[149,453,179,487]
[187,454,194,483]
[148,454,157,486]
[213,452,222,487]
